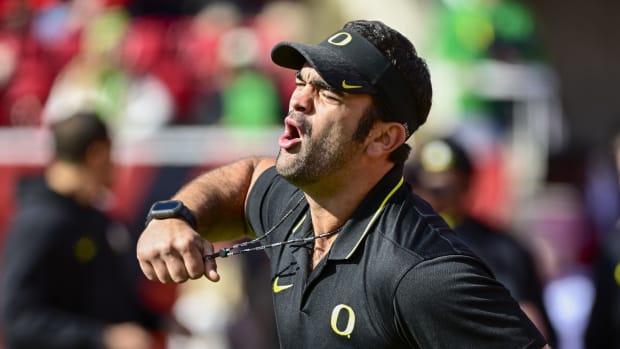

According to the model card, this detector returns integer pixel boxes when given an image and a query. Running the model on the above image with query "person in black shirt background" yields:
[1,111,165,349]
[405,136,556,346]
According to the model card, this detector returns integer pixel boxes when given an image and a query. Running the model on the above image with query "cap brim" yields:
[271,41,375,94]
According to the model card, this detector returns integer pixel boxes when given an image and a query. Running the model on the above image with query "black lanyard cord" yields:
[204,226,343,260]
[204,194,307,260]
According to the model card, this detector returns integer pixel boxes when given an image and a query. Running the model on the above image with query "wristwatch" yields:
[145,200,198,230]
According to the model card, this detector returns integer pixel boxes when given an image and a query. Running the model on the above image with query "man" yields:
[405,137,555,345]
[2,112,162,349]
[137,20,548,348]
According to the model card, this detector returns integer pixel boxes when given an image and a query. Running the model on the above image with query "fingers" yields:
[181,241,211,280]
[161,249,190,283]
[136,219,219,284]
[138,241,185,284]
[202,239,220,282]
[138,259,157,282]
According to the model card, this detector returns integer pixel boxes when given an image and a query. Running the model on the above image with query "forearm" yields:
[172,156,274,242]
[137,156,275,283]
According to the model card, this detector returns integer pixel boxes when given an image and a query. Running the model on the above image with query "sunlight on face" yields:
[276,67,375,186]
[276,120,364,186]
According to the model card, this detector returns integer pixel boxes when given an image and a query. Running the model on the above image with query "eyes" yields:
[295,72,343,103]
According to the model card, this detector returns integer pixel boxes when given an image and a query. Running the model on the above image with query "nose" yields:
[289,85,314,114]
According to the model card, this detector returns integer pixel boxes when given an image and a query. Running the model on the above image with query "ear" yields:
[366,122,407,158]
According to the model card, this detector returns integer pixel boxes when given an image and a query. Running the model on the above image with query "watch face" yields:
[151,200,182,218]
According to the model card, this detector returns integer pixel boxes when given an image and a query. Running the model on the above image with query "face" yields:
[414,169,469,226]
[87,139,114,189]
[276,66,374,186]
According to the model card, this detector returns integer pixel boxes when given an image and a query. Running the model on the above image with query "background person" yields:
[404,136,556,346]
[1,111,164,349]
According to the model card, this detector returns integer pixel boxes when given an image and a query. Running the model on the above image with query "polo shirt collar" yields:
[327,164,405,261]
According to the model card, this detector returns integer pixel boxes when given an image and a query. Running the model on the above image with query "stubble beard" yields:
[276,126,361,187]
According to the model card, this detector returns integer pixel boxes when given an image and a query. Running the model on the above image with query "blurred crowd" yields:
[0,0,313,138]
[1,0,619,349]
[0,1,306,348]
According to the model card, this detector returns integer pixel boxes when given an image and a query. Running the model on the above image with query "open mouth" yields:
[278,117,303,150]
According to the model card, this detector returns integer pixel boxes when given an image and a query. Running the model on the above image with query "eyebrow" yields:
[296,71,344,96]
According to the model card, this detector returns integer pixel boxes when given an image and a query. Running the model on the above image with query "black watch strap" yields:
[173,203,198,230]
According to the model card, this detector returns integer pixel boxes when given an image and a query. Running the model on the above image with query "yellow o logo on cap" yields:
[327,32,352,46]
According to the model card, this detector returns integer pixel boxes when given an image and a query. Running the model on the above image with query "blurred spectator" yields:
[115,16,175,140]
[584,132,620,349]
[179,2,242,125]
[422,0,554,165]
[42,7,129,126]
[405,137,555,345]
[251,0,311,114]
[217,25,280,128]
[30,0,98,75]
[2,1,308,130]
[516,183,594,349]
[0,32,53,127]
[1,0,115,127]
[42,6,178,140]
[1,111,167,349]
[432,0,540,63]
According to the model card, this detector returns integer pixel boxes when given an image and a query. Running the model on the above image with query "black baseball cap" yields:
[416,138,473,176]
[271,28,417,138]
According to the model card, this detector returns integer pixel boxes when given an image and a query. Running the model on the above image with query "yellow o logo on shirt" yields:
[330,304,356,338]
[74,236,97,263]
[614,262,620,285]
[327,32,352,46]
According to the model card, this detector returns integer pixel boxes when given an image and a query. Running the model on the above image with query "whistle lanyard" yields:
[205,194,316,260]
[204,225,342,260]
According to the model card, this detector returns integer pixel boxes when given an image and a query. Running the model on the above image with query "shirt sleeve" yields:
[393,254,548,348]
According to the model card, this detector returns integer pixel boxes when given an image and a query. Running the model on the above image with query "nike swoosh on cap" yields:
[341,80,363,89]
[273,276,294,293]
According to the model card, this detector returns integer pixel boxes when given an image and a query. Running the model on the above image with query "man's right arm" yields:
[136,156,275,284]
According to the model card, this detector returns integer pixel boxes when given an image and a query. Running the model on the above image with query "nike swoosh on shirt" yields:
[273,276,294,293]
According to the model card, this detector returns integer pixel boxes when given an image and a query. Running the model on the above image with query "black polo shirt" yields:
[246,165,547,348]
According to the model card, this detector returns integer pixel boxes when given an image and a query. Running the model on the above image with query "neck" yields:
[303,159,395,269]
[304,161,394,235]
[45,161,98,206]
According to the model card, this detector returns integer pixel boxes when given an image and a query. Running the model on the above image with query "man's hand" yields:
[136,218,220,283]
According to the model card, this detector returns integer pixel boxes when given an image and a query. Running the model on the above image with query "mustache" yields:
[287,111,312,136]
